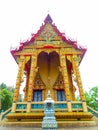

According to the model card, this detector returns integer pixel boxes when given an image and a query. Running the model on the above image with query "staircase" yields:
[87,106,98,118]
[0,108,11,121]
[87,106,98,125]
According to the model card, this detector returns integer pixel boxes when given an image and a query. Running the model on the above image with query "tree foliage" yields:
[0,83,23,112]
[0,83,14,112]
[85,86,98,110]
[0,89,12,111]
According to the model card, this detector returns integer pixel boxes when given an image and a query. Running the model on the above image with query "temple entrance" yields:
[37,51,60,100]
[37,51,60,87]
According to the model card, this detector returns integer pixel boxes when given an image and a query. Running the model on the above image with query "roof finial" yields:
[44,14,53,23]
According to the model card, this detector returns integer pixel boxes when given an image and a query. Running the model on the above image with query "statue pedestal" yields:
[42,91,58,130]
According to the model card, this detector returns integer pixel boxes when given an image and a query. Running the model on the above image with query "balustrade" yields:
[14,101,84,113]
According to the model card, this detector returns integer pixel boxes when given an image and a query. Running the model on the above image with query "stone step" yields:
[1,120,96,127]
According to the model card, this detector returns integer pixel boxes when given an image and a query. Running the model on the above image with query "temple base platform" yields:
[1,101,97,127]
[6,112,93,121]
[2,112,95,127]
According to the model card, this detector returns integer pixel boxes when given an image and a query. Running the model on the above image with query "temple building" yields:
[7,14,93,126]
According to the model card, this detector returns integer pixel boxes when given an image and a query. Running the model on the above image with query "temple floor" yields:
[0,126,98,130]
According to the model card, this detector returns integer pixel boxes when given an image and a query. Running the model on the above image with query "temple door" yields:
[57,90,66,108]
[57,90,66,101]
[32,90,42,108]
[33,90,42,101]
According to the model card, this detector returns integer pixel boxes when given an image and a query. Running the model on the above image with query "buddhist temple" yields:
[6,14,94,126]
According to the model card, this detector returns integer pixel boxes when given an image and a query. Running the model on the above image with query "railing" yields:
[87,106,98,118]
[15,102,27,112]
[15,101,83,112]
[72,101,83,112]
[31,102,44,109]
[1,102,98,120]
[54,101,67,112]
[0,108,11,120]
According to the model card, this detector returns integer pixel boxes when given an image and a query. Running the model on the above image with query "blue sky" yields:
[0,0,98,92]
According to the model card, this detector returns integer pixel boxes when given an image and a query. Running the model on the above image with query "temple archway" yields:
[37,51,60,87]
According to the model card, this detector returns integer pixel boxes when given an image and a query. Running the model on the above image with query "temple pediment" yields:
[11,14,86,64]
[39,23,57,41]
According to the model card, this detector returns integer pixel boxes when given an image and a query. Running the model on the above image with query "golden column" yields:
[12,56,25,112]
[27,52,37,112]
[72,55,87,112]
[60,54,72,112]
[24,72,29,101]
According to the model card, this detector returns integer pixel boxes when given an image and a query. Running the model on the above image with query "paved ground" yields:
[0,125,98,130]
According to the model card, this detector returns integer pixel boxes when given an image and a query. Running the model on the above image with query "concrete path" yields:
[0,126,98,130]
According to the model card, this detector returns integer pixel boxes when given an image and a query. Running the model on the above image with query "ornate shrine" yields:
[7,14,93,126]
[42,90,58,130]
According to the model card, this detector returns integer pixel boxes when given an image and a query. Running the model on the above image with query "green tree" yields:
[85,86,98,110]
[0,83,23,112]
[0,83,7,89]
[0,83,14,112]
[0,89,12,111]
